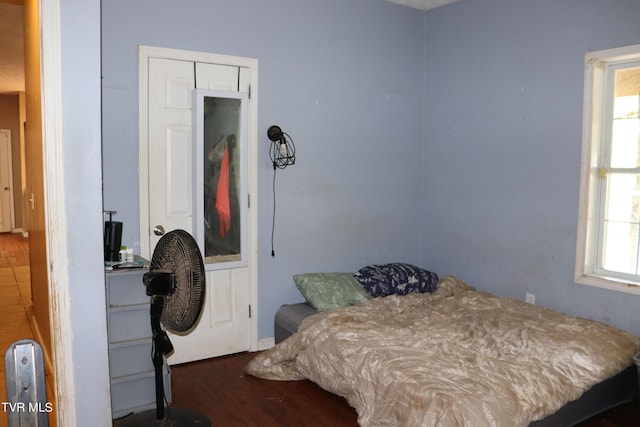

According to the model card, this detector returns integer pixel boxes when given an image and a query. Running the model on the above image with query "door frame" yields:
[0,129,15,232]
[138,45,259,352]
[39,0,77,424]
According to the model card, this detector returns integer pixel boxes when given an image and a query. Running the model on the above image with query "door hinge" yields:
[248,84,251,99]
[248,194,251,208]
[598,167,608,179]
[248,304,252,318]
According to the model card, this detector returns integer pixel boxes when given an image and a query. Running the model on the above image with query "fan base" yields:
[117,407,211,426]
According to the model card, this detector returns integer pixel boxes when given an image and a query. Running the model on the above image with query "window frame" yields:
[575,43,640,295]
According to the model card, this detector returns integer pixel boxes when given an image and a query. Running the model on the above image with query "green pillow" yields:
[293,272,372,311]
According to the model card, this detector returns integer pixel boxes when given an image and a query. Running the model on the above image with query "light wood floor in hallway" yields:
[0,232,55,427]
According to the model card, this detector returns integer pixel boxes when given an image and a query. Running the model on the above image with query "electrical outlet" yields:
[525,293,535,305]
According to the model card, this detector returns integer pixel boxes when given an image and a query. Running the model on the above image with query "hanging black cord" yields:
[271,163,277,257]
[268,127,295,257]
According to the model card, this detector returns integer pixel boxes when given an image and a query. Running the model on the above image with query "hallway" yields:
[0,232,55,426]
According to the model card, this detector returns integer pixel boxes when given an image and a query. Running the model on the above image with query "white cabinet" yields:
[105,263,171,418]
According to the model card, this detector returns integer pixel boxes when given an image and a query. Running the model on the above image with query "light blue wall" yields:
[103,0,640,341]
[101,0,425,338]
[421,0,640,335]
[60,0,110,423]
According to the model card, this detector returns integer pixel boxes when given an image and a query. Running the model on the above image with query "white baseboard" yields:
[11,228,28,238]
[257,337,275,351]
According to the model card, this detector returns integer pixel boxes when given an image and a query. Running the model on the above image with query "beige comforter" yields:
[245,276,640,426]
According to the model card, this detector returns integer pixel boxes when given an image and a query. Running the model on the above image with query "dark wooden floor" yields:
[138,351,640,427]
[169,352,358,427]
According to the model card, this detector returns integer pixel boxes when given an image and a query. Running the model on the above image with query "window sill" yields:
[575,273,640,296]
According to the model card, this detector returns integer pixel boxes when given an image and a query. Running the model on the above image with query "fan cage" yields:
[151,230,206,333]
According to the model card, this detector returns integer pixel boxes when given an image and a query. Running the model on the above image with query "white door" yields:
[142,51,257,365]
[0,130,14,233]
[148,58,195,240]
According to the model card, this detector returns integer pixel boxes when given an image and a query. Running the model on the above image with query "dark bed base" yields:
[274,302,317,344]
[531,364,638,426]
[274,302,639,426]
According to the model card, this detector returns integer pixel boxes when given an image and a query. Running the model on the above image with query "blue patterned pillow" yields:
[354,263,438,297]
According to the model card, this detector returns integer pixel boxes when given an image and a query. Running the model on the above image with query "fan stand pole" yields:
[151,299,166,420]
[153,344,165,419]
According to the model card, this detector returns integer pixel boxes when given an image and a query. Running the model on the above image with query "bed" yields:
[246,268,640,427]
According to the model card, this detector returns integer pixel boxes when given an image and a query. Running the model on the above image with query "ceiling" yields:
[0,0,459,95]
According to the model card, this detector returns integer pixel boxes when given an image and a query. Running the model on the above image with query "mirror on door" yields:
[193,89,248,270]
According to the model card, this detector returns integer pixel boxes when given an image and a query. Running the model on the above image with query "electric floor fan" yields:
[119,229,210,426]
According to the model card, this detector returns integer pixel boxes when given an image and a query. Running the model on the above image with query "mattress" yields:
[261,276,640,426]
[274,302,316,344]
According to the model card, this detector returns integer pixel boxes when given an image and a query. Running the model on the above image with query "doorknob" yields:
[153,225,166,236]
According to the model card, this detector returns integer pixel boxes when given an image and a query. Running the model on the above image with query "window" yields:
[576,44,640,294]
